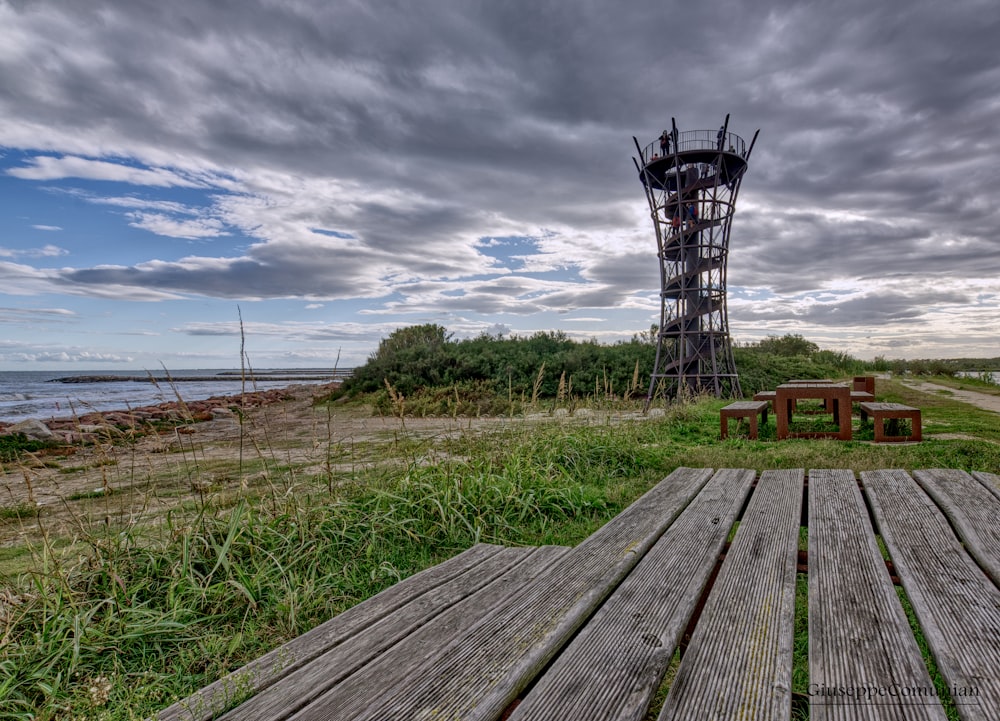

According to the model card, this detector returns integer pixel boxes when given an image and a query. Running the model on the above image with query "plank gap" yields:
[642,648,681,721]
[893,585,962,721]
[678,538,729,660]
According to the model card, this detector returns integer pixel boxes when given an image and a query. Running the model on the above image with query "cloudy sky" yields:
[1,0,998,370]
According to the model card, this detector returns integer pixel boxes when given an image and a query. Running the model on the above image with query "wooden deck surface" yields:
[157,467,1000,721]
[863,469,1000,721]
[659,468,801,720]
[911,469,1000,586]
[509,468,755,720]
[809,469,944,721]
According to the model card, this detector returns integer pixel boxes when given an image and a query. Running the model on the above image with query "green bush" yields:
[733,340,869,395]
[0,434,61,463]
[339,326,871,405]
[343,326,656,403]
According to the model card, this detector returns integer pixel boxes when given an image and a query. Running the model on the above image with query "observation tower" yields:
[633,115,758,405]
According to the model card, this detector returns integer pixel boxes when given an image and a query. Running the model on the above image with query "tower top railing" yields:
[639,129,747,165]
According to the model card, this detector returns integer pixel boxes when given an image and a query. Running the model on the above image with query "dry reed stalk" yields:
[531,362,545,405]
[384,379,406,423]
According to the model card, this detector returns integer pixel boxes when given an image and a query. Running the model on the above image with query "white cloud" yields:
[8,155,205,187]
[0,350,135,363]
[0,260,60,294]
[173,319,399,344]
[0,244,68,258]
[95,196,199,214]
[0,306,76,323]
[127,212,230,239]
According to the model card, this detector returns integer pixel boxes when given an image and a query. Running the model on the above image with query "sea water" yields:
[0,369,344,424]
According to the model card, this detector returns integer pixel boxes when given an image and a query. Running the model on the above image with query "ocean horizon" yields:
[0,368,349,424]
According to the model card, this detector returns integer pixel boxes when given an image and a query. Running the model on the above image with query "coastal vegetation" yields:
[338,325,870,414]
[1,329,997,719]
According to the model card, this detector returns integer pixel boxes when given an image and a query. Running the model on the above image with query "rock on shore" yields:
[0,383,339,445]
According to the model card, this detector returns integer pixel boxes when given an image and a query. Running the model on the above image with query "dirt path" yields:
[899,380,1000,414]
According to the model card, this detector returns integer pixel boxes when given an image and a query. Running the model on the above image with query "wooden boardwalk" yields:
[157,468,1000,721]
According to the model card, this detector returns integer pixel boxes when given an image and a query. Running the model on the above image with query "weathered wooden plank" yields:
[723,401,770,410]
[155,542,508,721]
[809,469,946,720]
[313,466,716,721]
[913,469,1000,587]
[508,468,756,721]
[275,545,571,721]
[861,469,1000,721]
[971,470,1000,504]
[658,468,803,721]
[222,546,569,721]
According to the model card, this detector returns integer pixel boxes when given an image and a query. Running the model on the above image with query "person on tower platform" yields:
[660,130,670,156]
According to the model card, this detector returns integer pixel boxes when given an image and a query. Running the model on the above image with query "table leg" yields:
[776,398,790,440]
[836,395,851,440]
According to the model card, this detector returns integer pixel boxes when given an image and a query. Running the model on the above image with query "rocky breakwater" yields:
[0,383,336,445]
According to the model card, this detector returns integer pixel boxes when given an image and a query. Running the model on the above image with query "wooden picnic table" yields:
[157,467,1000,721]
[776,382,853,440]
[754,389,874,409]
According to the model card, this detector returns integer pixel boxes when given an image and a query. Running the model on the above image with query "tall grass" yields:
[0,404,678,718]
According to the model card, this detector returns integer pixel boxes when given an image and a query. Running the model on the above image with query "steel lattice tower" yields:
[633,115,758,405]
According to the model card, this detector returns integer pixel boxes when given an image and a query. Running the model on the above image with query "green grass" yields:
[0,376,997,719]
[0,435,64,464]
[792,573,810,720]
[895,587,961,721]
[0,502,37,520]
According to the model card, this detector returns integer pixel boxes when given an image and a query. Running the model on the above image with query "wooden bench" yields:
[507,468,756,719]
[859,402,922,442]
[853,375,875,394]
[752,389,777,412]
[657,469,801,719]
[974,470,1000,502]
[809,470,943,721]
[911,469,1000,587]
[157,467,1000,720]
[863,469,1000,718]
[720,399,769,439]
